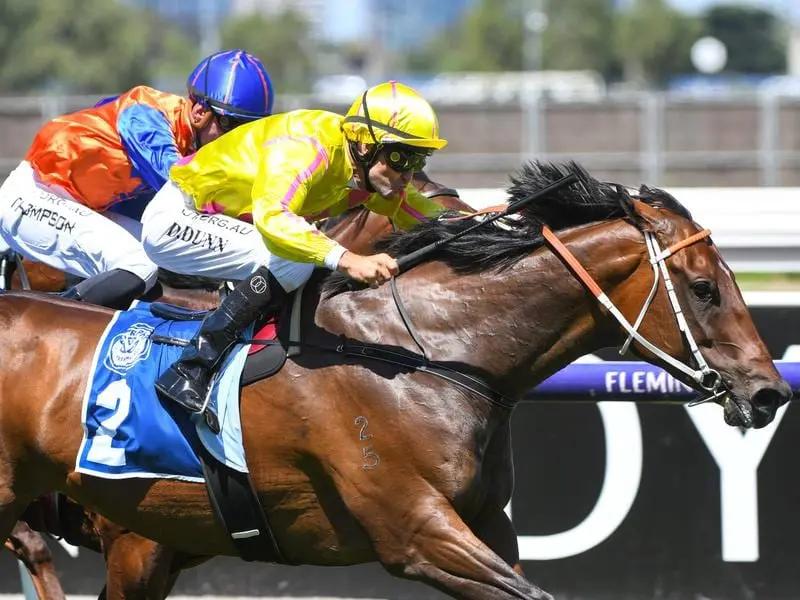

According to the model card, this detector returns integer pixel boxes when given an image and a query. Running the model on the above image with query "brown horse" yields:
[0,161,789,600]
[5,176,469,599]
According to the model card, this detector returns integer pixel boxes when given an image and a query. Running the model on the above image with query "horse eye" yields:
[691,280,716,301]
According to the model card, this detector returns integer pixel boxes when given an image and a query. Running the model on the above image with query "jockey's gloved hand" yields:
[337,251,398,287]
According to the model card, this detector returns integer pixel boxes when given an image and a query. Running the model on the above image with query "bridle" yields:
[541,223,725,405]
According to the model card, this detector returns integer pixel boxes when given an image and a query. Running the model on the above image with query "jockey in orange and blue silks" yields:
[0,49,274,309]
[138,81,449,430]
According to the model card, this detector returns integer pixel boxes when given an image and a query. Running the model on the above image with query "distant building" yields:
[123,0,231,53]
[231,0,326,36]
[370,0,475,50]
[125,0,232,25]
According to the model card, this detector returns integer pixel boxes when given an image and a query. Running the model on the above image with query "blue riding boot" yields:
[155,267,285,433]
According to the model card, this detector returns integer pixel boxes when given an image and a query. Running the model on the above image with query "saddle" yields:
[150,282,304,386]
[147,283,306,564]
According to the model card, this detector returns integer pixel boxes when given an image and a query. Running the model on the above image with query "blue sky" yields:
[322,0,797,42]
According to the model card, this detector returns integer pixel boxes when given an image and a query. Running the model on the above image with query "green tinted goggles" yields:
[383,145,431,173]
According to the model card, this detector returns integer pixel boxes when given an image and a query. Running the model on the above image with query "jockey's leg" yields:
[155,266,286,430]
[143,181,314,431]
[0,161,158,308]
[61,210,157,309]
[61,268,149,309]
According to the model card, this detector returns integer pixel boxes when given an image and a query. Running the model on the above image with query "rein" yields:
[153,334,516,411]
[152,301,516,411]
[333,337,516,410]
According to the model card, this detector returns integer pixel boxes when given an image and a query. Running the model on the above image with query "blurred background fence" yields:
[3,0,800,191]
[4,90,800,188]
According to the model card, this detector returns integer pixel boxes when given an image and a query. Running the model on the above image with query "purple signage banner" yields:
[528,360,800,401]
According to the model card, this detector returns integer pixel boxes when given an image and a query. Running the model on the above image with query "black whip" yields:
[397,172,579,273]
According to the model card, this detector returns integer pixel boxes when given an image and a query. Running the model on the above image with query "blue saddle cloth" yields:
[76,301,250,482]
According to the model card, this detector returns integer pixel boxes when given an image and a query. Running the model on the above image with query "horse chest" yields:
[441,458,505,522]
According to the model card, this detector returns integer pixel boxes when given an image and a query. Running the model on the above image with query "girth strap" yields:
[336,338,514,411]
[198,445,287,563]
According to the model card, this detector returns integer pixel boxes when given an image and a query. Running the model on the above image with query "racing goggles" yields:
[383,145,431,173]
[214,111,252,134]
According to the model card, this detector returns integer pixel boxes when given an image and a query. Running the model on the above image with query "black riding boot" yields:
[155,267,285,432]
[61,268,147,310]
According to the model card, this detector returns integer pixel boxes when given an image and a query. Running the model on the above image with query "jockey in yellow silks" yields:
[143,81,448,430]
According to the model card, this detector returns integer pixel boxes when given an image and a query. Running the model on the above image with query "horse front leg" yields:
[374,500,552,600]
[6,522,66,600]
[469,507,526,577]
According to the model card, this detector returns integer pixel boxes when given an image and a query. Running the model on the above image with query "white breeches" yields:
[140,180,314,292]
[0,161,159,288]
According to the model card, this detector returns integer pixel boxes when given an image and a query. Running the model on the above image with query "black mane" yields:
[322,160,692,296]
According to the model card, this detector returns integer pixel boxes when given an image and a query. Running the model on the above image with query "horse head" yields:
[606,185,791,428]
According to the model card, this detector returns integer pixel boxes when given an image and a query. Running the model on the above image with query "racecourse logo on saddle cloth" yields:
[76,301,255,481]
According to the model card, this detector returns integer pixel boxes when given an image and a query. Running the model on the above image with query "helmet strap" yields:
[360,89,381,146]
[348,141,382,193]
[347,90,384,192]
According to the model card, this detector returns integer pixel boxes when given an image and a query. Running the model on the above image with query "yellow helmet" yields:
[342,81,447,151]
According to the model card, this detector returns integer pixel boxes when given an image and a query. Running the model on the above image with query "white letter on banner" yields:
[685,345,797,562]
[516,402,642,560]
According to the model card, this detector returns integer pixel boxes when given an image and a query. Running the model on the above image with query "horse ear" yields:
[630,198,667,234]
[611,184,650,232]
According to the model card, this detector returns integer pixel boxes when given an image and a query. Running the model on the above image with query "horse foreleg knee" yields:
[11,521,54,566]
[8,522,66,600]
[0,499,31,549]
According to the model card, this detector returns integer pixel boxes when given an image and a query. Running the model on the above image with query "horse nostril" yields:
[752,384,790,411]
[776,380,793,407]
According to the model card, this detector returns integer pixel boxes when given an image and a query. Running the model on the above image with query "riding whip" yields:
[396,172,579,273]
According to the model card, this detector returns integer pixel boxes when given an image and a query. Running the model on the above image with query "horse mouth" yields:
[723,387,786,429]
[722,395,754,428]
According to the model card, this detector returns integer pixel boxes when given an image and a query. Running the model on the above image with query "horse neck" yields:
[516,220,652,392]
[327,219,649,404]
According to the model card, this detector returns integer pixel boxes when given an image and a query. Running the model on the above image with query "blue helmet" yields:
[187,49,274,122]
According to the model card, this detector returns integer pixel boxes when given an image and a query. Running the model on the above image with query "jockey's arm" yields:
[365,184,446,232]
[117,103,180,191]
[251,138,346,270]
